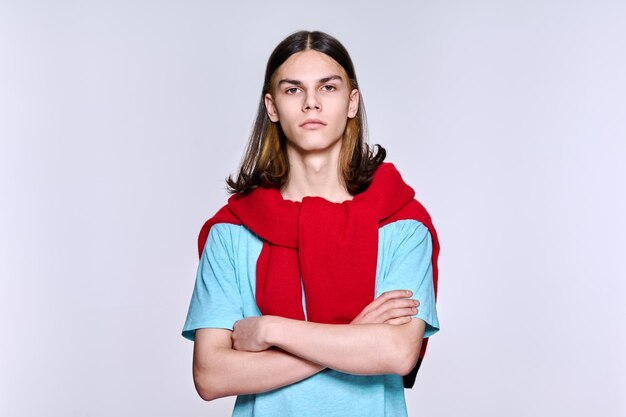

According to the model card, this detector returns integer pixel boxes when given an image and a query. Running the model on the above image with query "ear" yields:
[265,93,279,122]
[348,89,359,118]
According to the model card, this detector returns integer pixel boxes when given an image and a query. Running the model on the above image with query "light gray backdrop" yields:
[1,1,624,416]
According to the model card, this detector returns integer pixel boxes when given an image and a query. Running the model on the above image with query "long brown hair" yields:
[226,30,385,195]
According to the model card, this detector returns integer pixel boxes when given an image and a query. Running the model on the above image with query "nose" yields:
[302,91,321,112]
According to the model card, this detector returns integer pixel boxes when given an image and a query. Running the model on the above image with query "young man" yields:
[183,30,440,417]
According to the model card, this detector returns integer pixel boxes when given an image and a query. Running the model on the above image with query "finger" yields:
[380,289,413,300]
[382,298,419,309]
[381,307,418,322]
[372,298,419,316]
[385,316,412,325]
[361,290,414,314]
[359,299,418,324]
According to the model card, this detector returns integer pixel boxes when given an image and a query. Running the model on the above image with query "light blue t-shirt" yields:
[183,219,439,417]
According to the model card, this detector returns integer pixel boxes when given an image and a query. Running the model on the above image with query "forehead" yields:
[274,50,346,81]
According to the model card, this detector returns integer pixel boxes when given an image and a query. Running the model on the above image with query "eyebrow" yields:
[277,74,344,87]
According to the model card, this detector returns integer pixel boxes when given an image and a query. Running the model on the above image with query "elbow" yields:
[390,329,423,376]
[195,383,220,402]
[196,387,217,402]
[193,361,226,401]
[394,347,420,376]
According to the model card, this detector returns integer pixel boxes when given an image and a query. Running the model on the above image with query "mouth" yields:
[300,119,326,129]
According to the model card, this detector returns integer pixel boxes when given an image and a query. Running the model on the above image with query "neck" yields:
[281,146,352,203]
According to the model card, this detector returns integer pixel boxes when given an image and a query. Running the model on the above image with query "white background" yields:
[1,1,624,416]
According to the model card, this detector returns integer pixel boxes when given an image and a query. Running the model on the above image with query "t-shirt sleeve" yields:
[376,220,440,338]
[182,223,244,341]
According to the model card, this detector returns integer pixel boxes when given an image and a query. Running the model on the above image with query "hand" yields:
[232,316,272,352]
[351,290,419,326]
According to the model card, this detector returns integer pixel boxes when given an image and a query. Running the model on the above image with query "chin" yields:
[287,135,343,154]
[291,141,342,155]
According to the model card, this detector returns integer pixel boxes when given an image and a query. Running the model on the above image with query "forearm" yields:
[194,330,324,400]
[263,316,424,376]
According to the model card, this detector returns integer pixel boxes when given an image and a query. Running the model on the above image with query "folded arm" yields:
[234,315,425,376]
[193,328,324,401]
[193,290,421,400]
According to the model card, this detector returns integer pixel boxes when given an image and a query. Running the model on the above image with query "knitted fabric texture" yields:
[197,162,440,387]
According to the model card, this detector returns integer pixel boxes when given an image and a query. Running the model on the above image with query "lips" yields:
[300,118,326,128]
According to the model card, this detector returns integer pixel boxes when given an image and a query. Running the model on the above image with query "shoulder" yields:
[196,202,240,257]
[380,219,431,244]
[205,222,245,242]
[201,222,262,258]
[379,219,432,258]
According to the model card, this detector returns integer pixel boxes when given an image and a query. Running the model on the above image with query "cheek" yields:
[274,98,300,118]
[329,95,351,112]
[327,101,351,123]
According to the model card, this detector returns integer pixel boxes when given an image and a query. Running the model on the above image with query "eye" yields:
[285,87,300,94]
[321,85,336,92]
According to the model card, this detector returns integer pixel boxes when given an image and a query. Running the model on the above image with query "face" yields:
[264,50,359,155]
